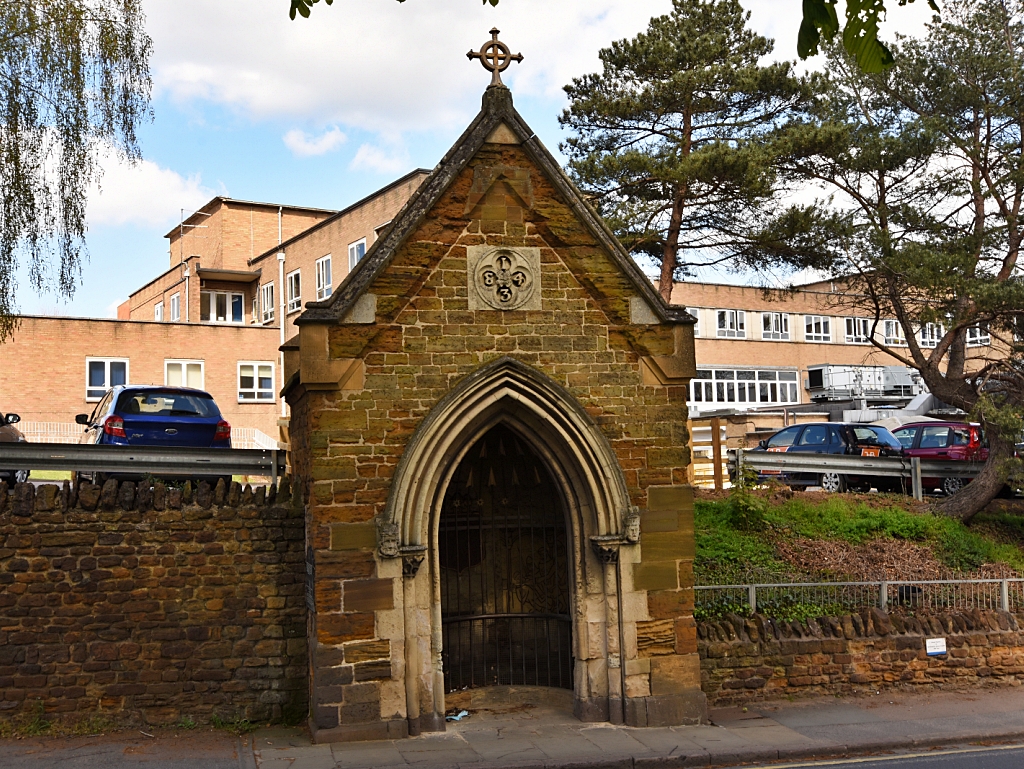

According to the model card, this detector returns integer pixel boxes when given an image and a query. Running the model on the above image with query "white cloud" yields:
[89,156,216,227]
[283,126,347,157]
[349,143,410,175]
[143,0,937,138]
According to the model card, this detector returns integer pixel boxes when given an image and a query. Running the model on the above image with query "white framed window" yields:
[920,322,945,348]
[845,317,871,344]
[165,359,204,389]
[804,315,831,342]
[761,312,790,340]
[967,324,991,346]
[286,269,301,312]
[154,302,164,322]
[686,308,700,337]
[200,290,244,324]
[690,368,799,406]
[316,255,332,300]
[348,238,366,270]
[883,319,906,346]
[260,282,275,324]
[716,309,746,338]
[238,361,275,402]
[169,293,180,322]
[86,357,129,401]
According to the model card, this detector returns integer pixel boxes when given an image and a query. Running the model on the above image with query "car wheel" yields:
[942,476,964,496]
[13,469,29,484]
[820,472,846,493]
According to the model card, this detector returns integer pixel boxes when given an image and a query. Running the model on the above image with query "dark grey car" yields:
[0,411,29,484]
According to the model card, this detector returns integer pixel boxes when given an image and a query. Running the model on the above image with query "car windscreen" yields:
[116,391,219,418]
[851,426,902,449]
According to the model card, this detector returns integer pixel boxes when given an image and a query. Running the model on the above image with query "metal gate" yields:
[439,425,573,692]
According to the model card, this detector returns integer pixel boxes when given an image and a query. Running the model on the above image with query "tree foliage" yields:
[799,0,941,73]
[773,0,1024,520]
[0,0,151,339]
[558,0,822,300]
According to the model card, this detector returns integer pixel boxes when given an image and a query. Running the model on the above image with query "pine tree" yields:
[558,0,813,300]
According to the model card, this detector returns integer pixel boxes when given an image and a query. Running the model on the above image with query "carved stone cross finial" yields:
[467,28,523,88]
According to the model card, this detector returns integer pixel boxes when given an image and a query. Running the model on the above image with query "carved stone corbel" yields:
[590,536,621,564]
[400,545,427,578]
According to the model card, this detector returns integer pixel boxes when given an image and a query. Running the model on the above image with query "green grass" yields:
[695,494,1024,583]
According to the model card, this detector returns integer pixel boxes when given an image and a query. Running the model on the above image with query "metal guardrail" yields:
[696,578,1024,615]
[0,442,285,484]
[733,449,983,500]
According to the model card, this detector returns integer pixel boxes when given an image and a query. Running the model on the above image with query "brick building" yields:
[0,173,428,442]
[672,280,996,416]
[284,83,703,741]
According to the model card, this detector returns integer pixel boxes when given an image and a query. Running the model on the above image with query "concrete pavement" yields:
[5,686,1024,769]
[252,687,1024,769]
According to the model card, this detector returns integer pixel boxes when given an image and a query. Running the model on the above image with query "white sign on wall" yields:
[925,637,947,656]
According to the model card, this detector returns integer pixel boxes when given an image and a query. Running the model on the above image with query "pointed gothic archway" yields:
[439,424,573,693]
[379,357,639,734]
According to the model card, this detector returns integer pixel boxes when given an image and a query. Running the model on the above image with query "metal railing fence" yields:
[0,442,285,484]
[696,578,1024,617]
[734,449,983,500]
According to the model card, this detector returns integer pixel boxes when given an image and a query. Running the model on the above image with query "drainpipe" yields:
[278,250,286,418]
[183,264,190,323]
[278,206,286,420]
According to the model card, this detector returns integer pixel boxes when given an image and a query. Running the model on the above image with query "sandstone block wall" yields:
[290,129,701,739]
[0,478,306,725]
[699,608,1024,705]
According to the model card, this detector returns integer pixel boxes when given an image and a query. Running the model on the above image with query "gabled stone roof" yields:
[297,86,693,326]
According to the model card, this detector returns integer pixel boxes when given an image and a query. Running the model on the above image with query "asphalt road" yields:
[741,745,1024,769]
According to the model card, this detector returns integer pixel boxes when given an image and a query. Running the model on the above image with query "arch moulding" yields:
[381,356,633,551]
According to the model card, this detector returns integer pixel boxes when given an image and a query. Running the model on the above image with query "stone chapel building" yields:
[283,78,701,742]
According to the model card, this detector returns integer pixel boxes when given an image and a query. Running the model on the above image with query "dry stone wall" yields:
[699,608,1024,705]
[0,477,306,725]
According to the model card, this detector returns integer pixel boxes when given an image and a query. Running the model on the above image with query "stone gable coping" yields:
[296,86,694,328]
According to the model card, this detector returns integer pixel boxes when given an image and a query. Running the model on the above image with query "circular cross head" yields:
[474,248,535,310]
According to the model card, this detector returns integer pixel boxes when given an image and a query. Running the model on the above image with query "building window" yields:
[170,293,180,322]
[154,302,163,322]
[716,309,746,338]
[348,238,366,270]
[287,269,301,312]
[686,308,700,337]
[86,358,128,401]
[238,361,275,402]
[761,312,790,340]
[200,290,244,324]
[967,324,990,346]
[883,319,906,346]
[165,359,204,389]
[260,282,275,324]
[804,315,831,342]
[690,368,799,406]
[316,255,332,300]
[920,322,944,348]
[845,317,871,344]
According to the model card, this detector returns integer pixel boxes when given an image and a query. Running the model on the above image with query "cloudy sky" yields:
[18,0,935,318]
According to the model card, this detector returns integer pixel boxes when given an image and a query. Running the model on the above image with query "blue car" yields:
[76,385,231,449]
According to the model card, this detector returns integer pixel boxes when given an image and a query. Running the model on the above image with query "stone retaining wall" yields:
[0,477,306,725]
[699,608,1024,705]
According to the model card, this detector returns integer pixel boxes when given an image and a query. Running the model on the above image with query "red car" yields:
[891,421,986,495]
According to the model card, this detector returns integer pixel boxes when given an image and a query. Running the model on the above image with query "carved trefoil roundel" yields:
[466,246,542,311]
